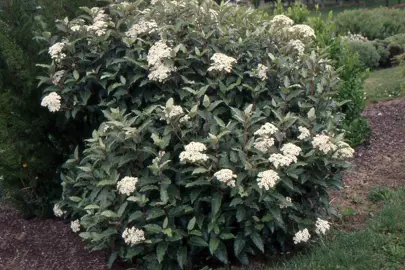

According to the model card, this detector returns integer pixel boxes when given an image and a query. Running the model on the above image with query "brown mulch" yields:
[332,99,405,230]
[0,203,128,270]
[2,99,405,269]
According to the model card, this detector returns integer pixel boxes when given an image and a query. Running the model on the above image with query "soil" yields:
[331,99,405,230]
[1,99,405,269]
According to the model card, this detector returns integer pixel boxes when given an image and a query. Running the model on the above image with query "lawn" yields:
[243,188,405,270]
[364,66,405,103]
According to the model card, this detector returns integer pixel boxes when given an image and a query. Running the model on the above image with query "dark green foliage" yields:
[0,0,94,217]
[347,40,381,69]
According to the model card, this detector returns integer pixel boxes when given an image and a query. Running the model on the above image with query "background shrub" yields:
[42,1,353,269]
[347,40,381,69]
[335,8,405,40]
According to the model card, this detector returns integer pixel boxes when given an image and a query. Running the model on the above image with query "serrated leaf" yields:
[189,236,208,247]
[209,237,220,255]
[177,246,187,269]
[250,232,264,253]
[214,241,228,264]
[156,242,169,264]
[234,237,245,256]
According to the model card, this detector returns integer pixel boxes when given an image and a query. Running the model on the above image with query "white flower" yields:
[165,105,184,123]
[333,141,355,159]
[214,169,237,187]
[253,137,275,153]
[253,64,268,81]
[49,42,67,63]
[184,142,207,152]
[269,153,297,168]
[117,176,138,196]
[257,170,280,190]
[151,0,160,4]
[312,134,337,154]
[315,218,330,235]
[288,39,305,55]
[122,227,146,246]
[70,25,81,32]
[179,114,191,123]
[103,124,109,133]
[53,204,65,217]
[147,40,176,82]
[288,24,316,43]
[180,142,208,164]
[207,53,237,73]
[280,196,292,209]
[280,143,301,157]
[52,70,65,85]
[125,20,158,38]
[87,9,112,36]
[41,92,61,112]
[293,228,311,244]
[297,126,310,140]
[71,219,80,233]
[270,15,294,32]
[254,123,278,137]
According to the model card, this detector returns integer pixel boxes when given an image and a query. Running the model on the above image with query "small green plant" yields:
[368,187,394,203]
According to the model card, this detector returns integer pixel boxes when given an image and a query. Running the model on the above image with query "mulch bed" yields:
[2,99,405,269]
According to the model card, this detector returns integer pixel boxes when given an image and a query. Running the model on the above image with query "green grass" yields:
[364,66,405,103]
[258,188,405,270]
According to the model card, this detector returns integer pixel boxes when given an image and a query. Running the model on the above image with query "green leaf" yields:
[192,167,208,175]
[214,241,228,264]
[107,251,118,269]
[97,180,116,186]
[211,192,222,217]
[234,237,245,256]
[189,236,208,247]
[203,95,210,108]
[69,196,82,202]
[219,233,235,240]
[156,242,169,264]
[128,211,143,222]
[100,210,118,218]
[209,237,220,255]
[144,224,162,234]
[187,217,196,231]
[147,208,166,221]
[307,107,316,121]
[250,232,264,253]
[177,246,187,269]
[73,70,80,81]
[117,202,128,217]
[84,204,100,210]
[185,179,211,188]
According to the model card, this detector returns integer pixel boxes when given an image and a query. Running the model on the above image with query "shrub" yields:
[307,13,370,146]
[335,8,405,40]
[347,40,381,69]
[41,1,353,268]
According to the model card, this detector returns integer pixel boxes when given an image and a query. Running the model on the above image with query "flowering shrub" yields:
[41,1,353,268]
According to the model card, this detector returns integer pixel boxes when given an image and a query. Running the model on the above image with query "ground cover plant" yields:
[37,0,355,268]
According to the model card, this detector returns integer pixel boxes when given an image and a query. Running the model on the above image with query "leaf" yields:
[214,241,228,264]
[189,236,208,247]
[146,208,165,220]
[128,211,143,222]
[97,180,116,186]
[234,237,245,256]
[73,70,80,81]
[250,232,264,253]
[185,179,211,188]
[144,224,162,234]
[84,204,100,210]
[117,202,128,217]
[177,246,187,269]
[307,107,316,121]
[187,217,196,231]
[156,242,169,264]
[220,233,235,240]
[211,192,222,217]
[107,251,118,269]
[69,196,82,202]
[203,95,210,108]
[100,210,118,218]
[192,167,208,175]
[209,237,220,255]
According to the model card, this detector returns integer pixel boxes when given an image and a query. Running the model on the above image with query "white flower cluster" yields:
[71,219,80,233]
[52,70,65,85]
[122,227,146,246]
[117,176,138,196]
[207,53,237,73]
[253,64,268,81]
[341,32,368,42]
[315,218,330,235]
[53,204,65,217]
[293,228,311,244]
[179,114,190,123]
[288,24,316,43]
[269,143,301,168]
[147,40,176,82]
[333,141,355,159]
[152,151,166,164]
[69,19,85,32]
[312,134,337,154]
[288,39,305,55]
[87,8,112,36]
[254,123,278,137]
[297,126,310,140]
[180,142,209,164]
[269,15,294,32]
[280,196,292,209]
[253,137,275,153]
[257,170,280,190]
[41,92,61,112]
[281,143,302,157]
[49,42,67,63]
[125,20,158,38]
[164,104,184,124]
[214,169,237,187]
